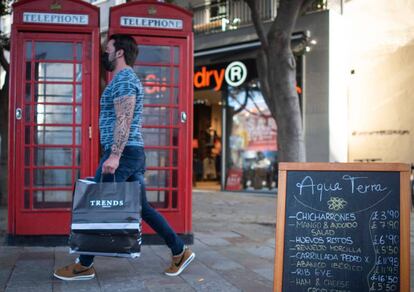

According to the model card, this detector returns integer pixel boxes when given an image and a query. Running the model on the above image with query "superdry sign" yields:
[120,16,183,30]
[194,61,248,91]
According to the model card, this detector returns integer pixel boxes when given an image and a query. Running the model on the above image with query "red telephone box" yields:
[109,1,193,240]
[8,0,100,235]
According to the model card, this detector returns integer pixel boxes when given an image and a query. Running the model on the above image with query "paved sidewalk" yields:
[0,190,413,292]
[0,190,277,292]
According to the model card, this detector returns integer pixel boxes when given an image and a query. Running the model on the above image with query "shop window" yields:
[224,81,278,191]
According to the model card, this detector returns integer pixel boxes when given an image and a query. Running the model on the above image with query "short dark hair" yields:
[109,34,138,67]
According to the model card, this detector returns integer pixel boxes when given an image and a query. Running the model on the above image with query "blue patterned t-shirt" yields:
[99,67,144,150]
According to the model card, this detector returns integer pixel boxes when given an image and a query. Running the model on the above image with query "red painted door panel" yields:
[13,33,92,235]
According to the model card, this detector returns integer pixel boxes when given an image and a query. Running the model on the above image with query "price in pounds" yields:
[375,245,399,255]
[370,220,399,230]
[372,235,399,246]
[369,281,398,291]
[371,210,399,221]
[376,255,399,267]
[378,221,399,229]
[370,274,398,284]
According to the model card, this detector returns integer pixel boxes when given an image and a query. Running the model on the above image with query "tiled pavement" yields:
[0,190,413,291]
[0,190,276,291]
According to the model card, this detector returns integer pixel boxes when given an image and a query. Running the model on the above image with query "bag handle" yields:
[100,173,116,183]
[98,173,117,195]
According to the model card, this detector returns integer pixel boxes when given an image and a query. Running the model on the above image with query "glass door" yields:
[133,36,188,231]
[14,33,91,234]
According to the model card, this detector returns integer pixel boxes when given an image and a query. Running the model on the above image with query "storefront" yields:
[193,53,303,192]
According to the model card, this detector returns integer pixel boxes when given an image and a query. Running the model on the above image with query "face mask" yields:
[101,52,116,72]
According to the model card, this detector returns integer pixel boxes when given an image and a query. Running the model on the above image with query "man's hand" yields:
[102,154,120,174]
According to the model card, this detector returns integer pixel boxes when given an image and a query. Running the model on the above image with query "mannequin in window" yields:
[204,126,217,147]
[211,136,221,182]
[202,147,217,180]
[252,151,271,169]
[251,151,271,189]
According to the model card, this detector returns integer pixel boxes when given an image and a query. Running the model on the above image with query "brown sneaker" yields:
[53,262,95,281]
[164,246,195,276]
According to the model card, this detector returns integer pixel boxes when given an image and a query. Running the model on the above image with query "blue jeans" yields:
[79,146,184,267]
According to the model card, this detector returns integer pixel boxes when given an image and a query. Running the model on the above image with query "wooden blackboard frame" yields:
[273,163,411,292]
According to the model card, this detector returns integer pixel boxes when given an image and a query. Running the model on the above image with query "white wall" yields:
[329,11,348,162]
[345,0,414,163]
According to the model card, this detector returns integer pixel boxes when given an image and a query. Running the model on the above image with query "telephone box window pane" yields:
[75,106,82,124]
[171,88,179,104]
[173,150,178,166]
[137,45,171,64]
[143,107,177,126]
[172,109,180,124]
[35,126,73,145]
[76,84,82,102]
[146,190,167,207]
[172,128,179,146]
[34,169,72,187]
[35,83,74,103]
[25,83,32,102]
[25,169,30,186]
[173,68,179,84]
[143,87,178,105]
[75,168,80,180]
[172,190,178,208]
[25,62,31,81]
[76,43,82,61]
[173,47,179,65]
[145,170,169,188]
[75,149,81,166]
[25,105,31,122]
[142,128,178,146]
[75,127,82,145]
[26,42,32,59]
[24,191,31,209]
[142,128,168,146]
[35,105,74,124]
[25,126,31,144]
[37,63,74,82]
[172,170,178,187]
[145,149,178,167]
[33,190,72,209]
[75,64,82,82]
[134,66,177,85]
[35,148,73,166]
[25,148,31,166]
[35,42,74,61]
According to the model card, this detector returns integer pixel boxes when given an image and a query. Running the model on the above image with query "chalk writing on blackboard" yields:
[282,171,400,292]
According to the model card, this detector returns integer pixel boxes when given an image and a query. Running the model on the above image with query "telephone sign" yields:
[120,16,183,30]
[23,12,89,25]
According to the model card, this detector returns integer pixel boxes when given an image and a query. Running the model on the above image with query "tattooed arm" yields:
[101,95,136,174]
[111,95,136,156]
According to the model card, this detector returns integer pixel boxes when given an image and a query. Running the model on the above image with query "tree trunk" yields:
[268,31,305,162]
[246,0,307,162]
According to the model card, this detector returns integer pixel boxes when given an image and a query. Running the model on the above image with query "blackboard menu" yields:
[282,170,401,292]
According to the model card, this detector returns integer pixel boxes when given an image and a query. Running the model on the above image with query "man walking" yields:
[54,34,195,280]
